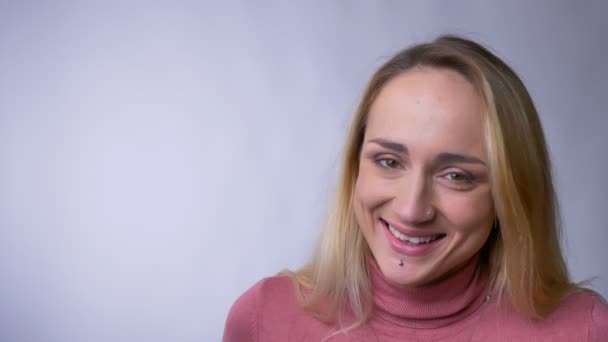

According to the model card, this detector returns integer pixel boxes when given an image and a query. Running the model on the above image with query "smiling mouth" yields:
[381,219,446,245]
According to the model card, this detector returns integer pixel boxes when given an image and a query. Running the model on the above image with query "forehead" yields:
[366,67,485,157]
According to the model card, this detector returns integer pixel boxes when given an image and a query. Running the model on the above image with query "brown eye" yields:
[445,172,472,183]
[378,158,400,169]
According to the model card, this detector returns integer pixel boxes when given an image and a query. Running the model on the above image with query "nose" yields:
[391,170,434,225]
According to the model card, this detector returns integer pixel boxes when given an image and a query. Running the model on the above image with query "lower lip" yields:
[381,221,444,257]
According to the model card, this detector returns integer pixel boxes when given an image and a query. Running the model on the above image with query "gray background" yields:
[0,1,606,341]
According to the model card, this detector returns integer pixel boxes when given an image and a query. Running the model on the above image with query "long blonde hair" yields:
[285,34,575,329]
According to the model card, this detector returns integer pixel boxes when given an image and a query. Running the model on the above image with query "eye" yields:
[444,172,473,183]
[377,158,401,169]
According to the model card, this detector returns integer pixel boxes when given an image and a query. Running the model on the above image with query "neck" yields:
[368,256,490,328]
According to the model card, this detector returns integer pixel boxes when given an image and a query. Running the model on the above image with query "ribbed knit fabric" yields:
[223,259,608,341]
[368,257,489,329]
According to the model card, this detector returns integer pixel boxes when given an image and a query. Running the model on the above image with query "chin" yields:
[374,251,440,287]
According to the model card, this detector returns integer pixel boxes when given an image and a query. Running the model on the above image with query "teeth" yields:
[388,224,438,244]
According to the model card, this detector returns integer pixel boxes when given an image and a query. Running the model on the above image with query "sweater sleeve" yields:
[589,293,608,341]
[222,282,259,342]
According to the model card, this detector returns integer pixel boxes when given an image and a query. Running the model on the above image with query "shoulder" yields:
[483,289,608,341]
[222,275,301,342]
[555,289,608,341]
[582,290,608,341]
[558,288,604,311]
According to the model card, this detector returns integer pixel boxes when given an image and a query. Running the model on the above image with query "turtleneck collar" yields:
[368,256,490,329]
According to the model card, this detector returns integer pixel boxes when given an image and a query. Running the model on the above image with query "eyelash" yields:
[376,157,401,169]
[374,157,475,184]
[444,172,475,184]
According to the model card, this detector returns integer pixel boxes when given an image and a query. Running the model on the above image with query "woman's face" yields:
[353,67,494,287]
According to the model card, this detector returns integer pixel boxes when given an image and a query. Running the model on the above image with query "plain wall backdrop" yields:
[0,1,606,341]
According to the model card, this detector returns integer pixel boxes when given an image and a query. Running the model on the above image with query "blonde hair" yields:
[285,34,576,331]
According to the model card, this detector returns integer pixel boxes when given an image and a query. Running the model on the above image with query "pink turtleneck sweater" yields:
[223,259,608,341]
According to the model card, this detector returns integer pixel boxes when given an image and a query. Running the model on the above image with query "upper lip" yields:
[380,218,445,238]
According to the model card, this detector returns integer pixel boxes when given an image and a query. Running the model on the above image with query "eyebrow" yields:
[368,138,409,153]
[367,138,486,166]
[434,152,486,166]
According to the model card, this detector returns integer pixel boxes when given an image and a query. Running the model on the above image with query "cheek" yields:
[354,167,392,215]
[353,178,372,227]
[440,190,494,236]
[353,166,391,229]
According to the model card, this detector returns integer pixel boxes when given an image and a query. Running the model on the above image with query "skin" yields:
[353,67,495,287]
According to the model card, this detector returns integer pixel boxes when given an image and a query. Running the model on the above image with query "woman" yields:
[223,35,608,341]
